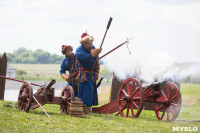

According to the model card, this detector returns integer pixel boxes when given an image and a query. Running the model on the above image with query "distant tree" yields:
[6,47,64,64]
[50,54,63,64]
[7,53,15,63]
[34,49,51,64]
[13,47,30,56]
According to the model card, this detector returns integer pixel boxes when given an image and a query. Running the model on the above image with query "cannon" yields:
[0,75,75,116]
[92,78,181,121]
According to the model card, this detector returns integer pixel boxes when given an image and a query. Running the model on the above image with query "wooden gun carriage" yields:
[92,78,181,121]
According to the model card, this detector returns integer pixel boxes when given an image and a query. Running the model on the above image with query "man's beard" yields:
[66,53,75,59]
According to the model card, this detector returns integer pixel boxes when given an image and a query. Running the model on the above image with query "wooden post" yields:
[0,53,7,100]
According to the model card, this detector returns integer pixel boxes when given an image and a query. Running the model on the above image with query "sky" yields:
[0,0,200,63]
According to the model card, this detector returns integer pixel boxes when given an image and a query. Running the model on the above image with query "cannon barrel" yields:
[45,79,56,90]
[44,79,56,101]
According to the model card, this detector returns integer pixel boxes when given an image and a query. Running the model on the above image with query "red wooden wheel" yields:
[118,78,144,118]
[60,86,75,114]
[18,82,33,112]
[154,81,181,121]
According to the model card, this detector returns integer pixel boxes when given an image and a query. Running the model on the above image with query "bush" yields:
[16,70,27,75]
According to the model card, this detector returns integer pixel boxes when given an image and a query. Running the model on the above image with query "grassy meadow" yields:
[9,64,62,81]
[9,64,110,81]
[0,84,200,132]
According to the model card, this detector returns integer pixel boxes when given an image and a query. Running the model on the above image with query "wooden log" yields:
[0,53,7,100]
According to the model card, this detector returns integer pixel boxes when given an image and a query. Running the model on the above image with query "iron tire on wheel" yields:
[118,78,144,118]
[18,82,33,112]
[60,86,75,114]
[154,81,181,121]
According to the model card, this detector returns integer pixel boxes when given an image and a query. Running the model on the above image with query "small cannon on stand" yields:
[0,75,75,117]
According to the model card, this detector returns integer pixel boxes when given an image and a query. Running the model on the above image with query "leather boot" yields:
[83,106,91,115]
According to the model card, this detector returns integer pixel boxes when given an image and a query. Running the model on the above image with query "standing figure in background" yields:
[60,45,79,97]
[76,33,101,114]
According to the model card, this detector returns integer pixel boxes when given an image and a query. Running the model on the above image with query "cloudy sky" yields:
[0,0,200,62]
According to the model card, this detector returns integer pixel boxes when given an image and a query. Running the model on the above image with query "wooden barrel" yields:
[69,97,83,117]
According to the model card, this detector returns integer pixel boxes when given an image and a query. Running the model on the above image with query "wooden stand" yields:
[69,97,83,117]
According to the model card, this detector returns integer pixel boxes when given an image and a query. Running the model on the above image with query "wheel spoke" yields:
[170,102,178,106]
[130,104,134,117]
[170,94,177,101]
[170,106,175,116]
[66,91,71,98]
[156,104,165,111]
[26,99,30,104]
[67,98,71,101]
[126,83,130,95]
[132,97,141,101]
[161,90,167,99]
[169,88,174,99]
[161,107,167,119]
[120,103,127,111]
[130,82,135,95]
[122,89,129,97]
[126,104,130,117]
[131,101,139,109]
[119,98,124,101]
[166,85,169,99]
[64,91,67,97]
[167,109,170,121]
[131,87,139,97]
[25,87,29,95]
[20,103,23,110]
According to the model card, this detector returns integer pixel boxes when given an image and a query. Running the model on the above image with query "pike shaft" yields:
[99,42,126,59]
[33,96,51,118]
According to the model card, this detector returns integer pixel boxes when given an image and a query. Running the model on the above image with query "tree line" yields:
[0,47,64,64]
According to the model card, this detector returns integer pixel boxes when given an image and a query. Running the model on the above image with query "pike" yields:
[100,17,113,48]
[90,17,113,74]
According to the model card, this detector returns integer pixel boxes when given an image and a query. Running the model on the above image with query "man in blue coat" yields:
[60,45,79,96]
[76,33,102,114]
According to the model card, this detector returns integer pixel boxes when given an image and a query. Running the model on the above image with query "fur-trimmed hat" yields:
[80,32,94,45]
[61,45,73,55]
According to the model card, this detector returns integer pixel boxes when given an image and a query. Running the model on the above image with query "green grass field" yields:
[9,64,110,81]
[0,84,199,132]
[9,64,62,81]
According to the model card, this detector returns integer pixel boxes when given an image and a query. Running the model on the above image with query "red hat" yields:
[81,33,89,39]
[80,33,94,45]
[61,45,73,55]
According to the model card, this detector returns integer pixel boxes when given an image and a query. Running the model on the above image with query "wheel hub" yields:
[124,95,132,103]
[164,99,170,107]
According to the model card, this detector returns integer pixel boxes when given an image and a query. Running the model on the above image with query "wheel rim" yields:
[118,78,144,118]
[60,86,75,114]
[154,81,181,121]
[18,82,33,112]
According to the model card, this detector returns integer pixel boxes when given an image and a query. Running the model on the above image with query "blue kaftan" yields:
[76,45,98,106]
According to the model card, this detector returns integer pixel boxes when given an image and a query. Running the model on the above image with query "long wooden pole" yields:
[33,96,51,118]
[0,75,41,87]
